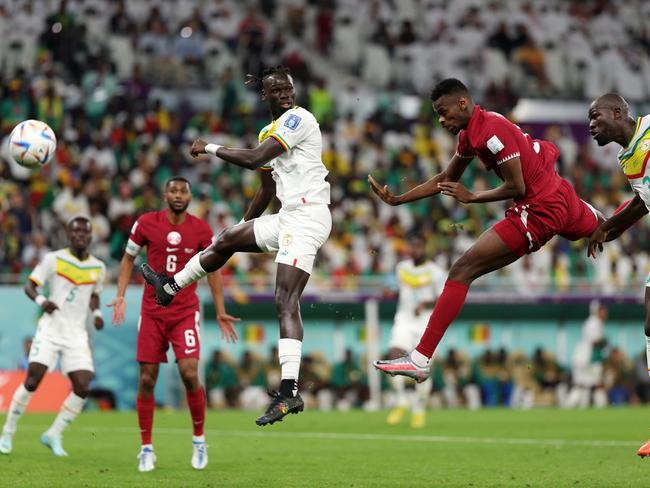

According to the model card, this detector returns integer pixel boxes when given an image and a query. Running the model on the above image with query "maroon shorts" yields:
[493,179,600,257]
[137,309,201,363]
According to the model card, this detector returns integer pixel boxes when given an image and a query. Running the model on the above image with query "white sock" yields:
[192,435,205,443]
[413,378,432,413]
[2,384,34,435]
[168,253,207,292]
[410,349,430,368]
[646,336,650,378]
[278,338,302,396]
[47,392,86,437]
[141,443,153,450]
[391,375,408,407]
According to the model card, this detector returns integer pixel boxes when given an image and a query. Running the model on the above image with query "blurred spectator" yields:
[205,350,239,408]
[330,349,368,410]
[238,351,268,410]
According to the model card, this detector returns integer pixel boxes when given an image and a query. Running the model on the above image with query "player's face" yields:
[588,102,619,146]
[67,219,92,250]
[262,74,295,116]
[410,238,426,262]
[433,95,470,134]
[165,181,192,214]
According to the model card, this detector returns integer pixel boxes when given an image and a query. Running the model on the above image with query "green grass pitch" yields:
[1,408,649,487]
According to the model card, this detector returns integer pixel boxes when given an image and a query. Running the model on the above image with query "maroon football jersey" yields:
[129,210,213,316]
[456,105,563,204]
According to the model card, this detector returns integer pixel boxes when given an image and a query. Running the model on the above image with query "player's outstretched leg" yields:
[141,263,178,306]
[374,229,520,380]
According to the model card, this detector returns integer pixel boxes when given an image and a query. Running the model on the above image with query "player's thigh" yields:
[212,220,261,253]
[275,204,332,274]
[451,227,520,282]
[136,314,169,364]
[560,197,600,241]
[28,334,59,373]
[61,342,94,375]
[169,310,202,361]
[252,213,281,253]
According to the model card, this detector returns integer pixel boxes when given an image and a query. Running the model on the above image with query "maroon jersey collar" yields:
[466,104,482,133]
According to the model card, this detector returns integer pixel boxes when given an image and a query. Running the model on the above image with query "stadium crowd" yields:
[204,344,650,410]
[0,0,649,295]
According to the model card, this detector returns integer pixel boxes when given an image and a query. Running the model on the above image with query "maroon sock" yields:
[186,387,206,436]
[415,280,470,358]
[136,395,155,445]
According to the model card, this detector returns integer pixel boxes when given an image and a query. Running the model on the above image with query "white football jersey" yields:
[395,259,447,319]
[618,114,650,211]
[258,106,330,208]
[29,248,106,345]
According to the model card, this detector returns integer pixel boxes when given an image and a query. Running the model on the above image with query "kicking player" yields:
[0,217,106,457]
[108,177,239,472]
[585,93,650,457]
[369,79,604,381]
[385,234,446,428]
[141,66,331,426]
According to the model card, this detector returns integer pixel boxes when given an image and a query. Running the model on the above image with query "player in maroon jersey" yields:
[369,79,604,381]
[108,177,238,472]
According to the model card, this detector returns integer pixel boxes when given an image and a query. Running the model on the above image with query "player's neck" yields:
[69,247,89,261]
[618,117,638,148]
[413,257,425,266]
[166,210,187,225]
[271,106,291,120]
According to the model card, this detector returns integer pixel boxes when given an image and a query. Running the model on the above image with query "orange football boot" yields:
[637,440,650,458]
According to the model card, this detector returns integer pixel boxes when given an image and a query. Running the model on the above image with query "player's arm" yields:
[439,156,526,204]
[588,194,649,258]
[190,137,285,170]
[90,293,104,330]
[108,252,136,325]
[24,278,59,314]
[368,154,473,205]
[242,168,277,221]
[206,271,240,343]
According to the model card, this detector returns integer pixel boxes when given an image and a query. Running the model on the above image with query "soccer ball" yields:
[8,119,57,169]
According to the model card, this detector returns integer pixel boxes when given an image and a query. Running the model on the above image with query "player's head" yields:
[588,93,631,146]
[66,216,92,251]
[430,78,473,134]
[408,233,427,263]
[165,177,192,215]
[254,65,295,118]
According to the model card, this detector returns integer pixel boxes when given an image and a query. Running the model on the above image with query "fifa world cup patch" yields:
[487,135,505,154]
[284,114,302,130]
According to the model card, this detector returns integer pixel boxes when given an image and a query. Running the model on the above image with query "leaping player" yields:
[585,93,650,458]
[0,217,106,457]
[369,79,605,383]
[109,177,239,472]
[141,66,332,426]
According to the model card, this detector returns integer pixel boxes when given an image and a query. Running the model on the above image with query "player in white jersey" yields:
[586,94,650,457]
[0,217,106,457]
[142,66,331,426]
[385,234,447,428]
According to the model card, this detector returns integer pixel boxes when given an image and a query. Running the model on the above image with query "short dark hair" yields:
[245,65,292,88]
[430,78,470,102]
[166,176,191,189]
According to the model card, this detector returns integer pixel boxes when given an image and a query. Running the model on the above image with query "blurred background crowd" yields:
[1,0,650,295]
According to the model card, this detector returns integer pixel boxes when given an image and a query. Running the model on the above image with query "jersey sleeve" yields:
[29,252,55,287]
[125,216,147,256]
[198,221,214,251]
[93,262,107,294]
[455,130,476,159]
[269,109,314,152]
[257,124,274,170]
[482,120,521,165]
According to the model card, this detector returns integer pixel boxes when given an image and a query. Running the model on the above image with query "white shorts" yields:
[253,204,331,274]
[388,314,430,352]
[29,333,94,374]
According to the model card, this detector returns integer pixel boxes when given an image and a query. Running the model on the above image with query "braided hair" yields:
[244,65,292,88]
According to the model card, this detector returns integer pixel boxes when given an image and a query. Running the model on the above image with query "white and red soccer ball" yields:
[8,119,57,169]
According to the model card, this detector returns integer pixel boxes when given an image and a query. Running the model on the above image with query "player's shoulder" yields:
[136,210,164,224]
[280,106,317,128]
[185,212,211,230]
[85,253,106,269]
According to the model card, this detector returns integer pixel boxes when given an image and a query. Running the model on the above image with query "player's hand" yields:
[587,226,608,259]
[94,316,104,331]
[190,138,208,158]
[217,312,240,343]
[42,300,59,314]
[438,182,475,203]
[107,296,126,326]
[368,174,400,205]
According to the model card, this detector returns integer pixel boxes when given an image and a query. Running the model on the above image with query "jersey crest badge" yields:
[284,114,301,130]
[167,231,182,245]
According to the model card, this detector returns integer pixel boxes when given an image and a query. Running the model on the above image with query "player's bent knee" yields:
[23,377,40,392]
[73,384,91,398]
